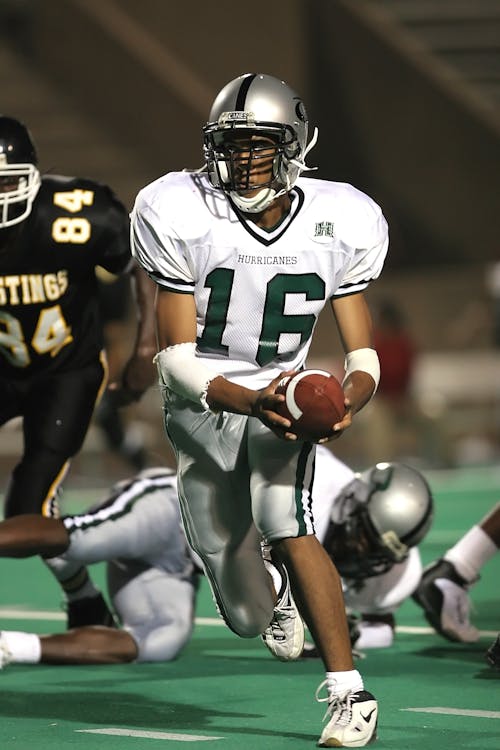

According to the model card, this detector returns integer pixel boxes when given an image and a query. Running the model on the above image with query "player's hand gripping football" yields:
[274,369,347,443]
[251,370,299,441]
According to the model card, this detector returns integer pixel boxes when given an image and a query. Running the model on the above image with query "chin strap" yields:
[229,187,278,213]
[287,126,319,180]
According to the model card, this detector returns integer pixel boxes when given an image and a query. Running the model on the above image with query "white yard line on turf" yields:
[76,728,223,741]
[402,707,500,719]
[0,608,224,625]
[396,625,498,638]
[0,607,497,638]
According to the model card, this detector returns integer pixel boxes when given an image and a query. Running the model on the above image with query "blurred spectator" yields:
[373,300,416,402]
[356,299,422,464]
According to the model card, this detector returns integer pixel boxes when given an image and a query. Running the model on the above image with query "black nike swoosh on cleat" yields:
[361,708,376,723]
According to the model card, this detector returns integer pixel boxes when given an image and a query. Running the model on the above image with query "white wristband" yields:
[154,342,222,410]
[343,347,380,393]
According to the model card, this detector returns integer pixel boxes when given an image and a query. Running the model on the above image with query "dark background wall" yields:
[305,0,500,269]
[20,0,500,271]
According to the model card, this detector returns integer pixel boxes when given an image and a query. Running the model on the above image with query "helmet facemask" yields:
[325,510,404,582]
[0,157,40,228]
[204,119,304,212]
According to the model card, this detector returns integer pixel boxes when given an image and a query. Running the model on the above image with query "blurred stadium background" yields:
[0,0,499,486]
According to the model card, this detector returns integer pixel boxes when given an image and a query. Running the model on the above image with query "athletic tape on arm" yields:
[343,348,380,393]
[154,342,222,410]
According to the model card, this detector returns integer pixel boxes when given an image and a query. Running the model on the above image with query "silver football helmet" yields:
[324,462,434,580]
[203,73,317,213]
[0,115,41,228]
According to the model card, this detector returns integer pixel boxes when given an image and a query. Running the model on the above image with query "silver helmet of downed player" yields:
[323,462,434,581]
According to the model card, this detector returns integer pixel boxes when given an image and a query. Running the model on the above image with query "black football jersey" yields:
[0,175,131,378]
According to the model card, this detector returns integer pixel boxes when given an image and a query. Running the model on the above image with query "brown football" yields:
[275,369,346,442]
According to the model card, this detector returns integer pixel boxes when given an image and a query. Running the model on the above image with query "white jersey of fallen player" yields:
[312,446,423,614]
[131,171,388,388]
[311,446,356,542]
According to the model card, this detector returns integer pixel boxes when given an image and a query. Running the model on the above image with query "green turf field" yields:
[1,466,499,749]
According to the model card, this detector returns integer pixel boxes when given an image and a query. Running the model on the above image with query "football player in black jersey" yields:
[0,115,156,627]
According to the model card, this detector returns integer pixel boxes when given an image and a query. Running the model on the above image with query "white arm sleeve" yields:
[155,342,222,410]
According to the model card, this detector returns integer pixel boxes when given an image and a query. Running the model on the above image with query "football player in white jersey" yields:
[131,72,388,747]
[0,450,432,670]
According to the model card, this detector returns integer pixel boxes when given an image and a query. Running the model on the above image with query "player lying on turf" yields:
[0,448,433,667]
[0,468,198,666]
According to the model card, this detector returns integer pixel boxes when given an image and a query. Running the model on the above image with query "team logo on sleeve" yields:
[314,221,335,238]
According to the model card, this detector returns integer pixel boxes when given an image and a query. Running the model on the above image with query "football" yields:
[275,369,346,442]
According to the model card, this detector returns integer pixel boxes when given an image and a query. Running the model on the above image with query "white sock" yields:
[445,525,498,582]
[1,631,42,664]
[326,669,364,696]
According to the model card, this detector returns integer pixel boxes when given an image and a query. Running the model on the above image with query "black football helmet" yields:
[203,73,318,213]
[323,462,434,581]
[0,115,41,228]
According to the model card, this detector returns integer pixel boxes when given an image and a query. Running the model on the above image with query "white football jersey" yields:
[131,171,388,388]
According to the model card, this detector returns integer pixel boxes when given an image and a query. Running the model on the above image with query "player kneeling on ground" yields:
[0,468,199,666]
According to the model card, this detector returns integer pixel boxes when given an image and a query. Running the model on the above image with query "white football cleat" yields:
[317,681,378,747]
[261,559,304,661]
